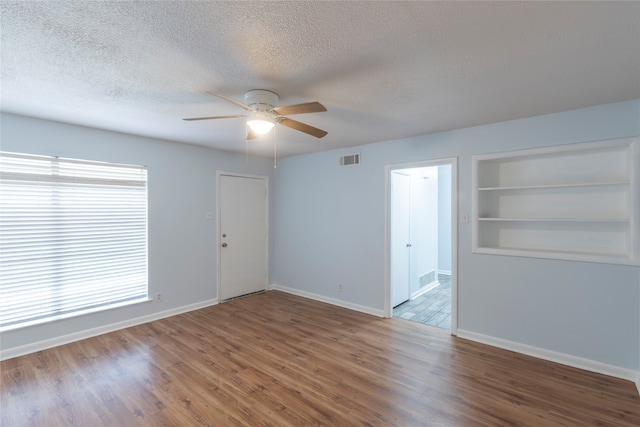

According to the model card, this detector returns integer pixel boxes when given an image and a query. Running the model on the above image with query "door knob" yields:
[221,243,228,247]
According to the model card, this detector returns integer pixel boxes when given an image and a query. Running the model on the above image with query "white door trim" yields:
[384,158,459,335]
[216,171,269,301]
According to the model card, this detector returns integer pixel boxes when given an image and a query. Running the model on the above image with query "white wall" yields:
[272,99,640,372]
[409,173,437,294]
[2,100,639,376]
[438,165,452,274]
[0,113,273,354]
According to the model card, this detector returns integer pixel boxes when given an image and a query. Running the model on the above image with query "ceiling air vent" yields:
[339,152,360,167]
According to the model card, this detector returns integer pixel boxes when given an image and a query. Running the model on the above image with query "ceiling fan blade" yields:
[183,115,246,121]
[279,118,328,138]
[207,91,253,111]
[273,102,327,116]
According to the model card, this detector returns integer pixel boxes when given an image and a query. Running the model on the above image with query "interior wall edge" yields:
[0,298,219,362]
[456,329,638,384]
[268,284,385,318]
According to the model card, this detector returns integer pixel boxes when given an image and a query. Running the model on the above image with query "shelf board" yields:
[478,181,629,191]
[477,217,629,222]
[473,246,637,266]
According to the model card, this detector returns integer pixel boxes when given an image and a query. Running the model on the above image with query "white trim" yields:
[384,157,458,336]
[450,159,458,336]
[0,298,218,361]
[472,136,635,161]
[269,284,384,318]
[411,281,440,300]
[457,329,638,383]
[636,373,640,396]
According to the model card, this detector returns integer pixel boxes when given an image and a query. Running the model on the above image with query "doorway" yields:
[218,173,268,301]
[387,159,457,333]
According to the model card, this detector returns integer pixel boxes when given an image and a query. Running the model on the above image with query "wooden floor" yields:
[2,291,639,426]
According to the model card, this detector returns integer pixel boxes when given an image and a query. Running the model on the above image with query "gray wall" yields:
[0,113,274,351]
[272,99,640,370]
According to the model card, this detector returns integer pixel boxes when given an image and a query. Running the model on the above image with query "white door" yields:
[391,172,411,307]
[219,174,268,301]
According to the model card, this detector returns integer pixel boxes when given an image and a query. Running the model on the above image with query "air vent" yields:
[339,152,360,167]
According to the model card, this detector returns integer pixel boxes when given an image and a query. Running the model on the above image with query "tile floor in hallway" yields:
[393,276,451,329]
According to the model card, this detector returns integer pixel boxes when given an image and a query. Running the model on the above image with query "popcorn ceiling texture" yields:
[1,1,639,157]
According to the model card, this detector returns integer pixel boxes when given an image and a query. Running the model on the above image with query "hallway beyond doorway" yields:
[392,275,451,329]
[386,157,457,332]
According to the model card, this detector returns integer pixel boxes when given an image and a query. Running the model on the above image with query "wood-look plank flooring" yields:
[1,291,639,426]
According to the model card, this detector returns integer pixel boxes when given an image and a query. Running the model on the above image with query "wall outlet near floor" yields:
[339,283,344,292]
[155,292,163,302]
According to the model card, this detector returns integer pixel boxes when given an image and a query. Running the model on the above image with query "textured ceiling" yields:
[1,1,639,158]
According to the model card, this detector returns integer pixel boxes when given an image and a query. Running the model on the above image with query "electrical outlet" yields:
[339,283,344,292]
[155,292,163,302]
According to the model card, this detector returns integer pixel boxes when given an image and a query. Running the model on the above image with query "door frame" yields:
[384,158,459,334]
[216,171,269,302]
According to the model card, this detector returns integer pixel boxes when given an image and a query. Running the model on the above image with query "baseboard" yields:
[419,270,436,288]
[411,281,440,300]
[457,329,638,384]
[269,284,385,318]
[0,298,219,361]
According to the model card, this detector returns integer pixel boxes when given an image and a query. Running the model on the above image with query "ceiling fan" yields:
[184,89,328,140]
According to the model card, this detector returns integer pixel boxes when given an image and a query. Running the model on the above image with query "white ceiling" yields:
[1,1,639,158]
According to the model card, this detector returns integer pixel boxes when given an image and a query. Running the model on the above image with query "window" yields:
[0,152,148,331]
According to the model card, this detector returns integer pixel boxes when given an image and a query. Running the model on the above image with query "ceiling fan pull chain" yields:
[273,126,277,169]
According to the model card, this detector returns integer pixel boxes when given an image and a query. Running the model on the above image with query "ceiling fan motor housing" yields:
[244,89,279,110]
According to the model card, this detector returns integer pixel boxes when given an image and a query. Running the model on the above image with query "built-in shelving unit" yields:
[472,137,638,265]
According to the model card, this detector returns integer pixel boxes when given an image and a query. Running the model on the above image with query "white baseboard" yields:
[411,281,440,300]
[8,293,634,394]
[269,284,385,318]
[0,298,218,361]
[457,329,638,384]
[268,287,638,387]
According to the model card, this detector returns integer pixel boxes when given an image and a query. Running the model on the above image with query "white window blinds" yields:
[0,152,148,331]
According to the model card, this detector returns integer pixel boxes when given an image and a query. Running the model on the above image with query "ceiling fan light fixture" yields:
[247,109,276,134]
[247,118,275,134]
